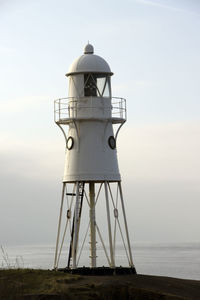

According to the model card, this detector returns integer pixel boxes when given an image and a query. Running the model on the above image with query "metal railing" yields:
[54,97,126,123]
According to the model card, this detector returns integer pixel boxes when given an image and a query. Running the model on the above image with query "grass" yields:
[0,246,80,299]
[0,268,81,299]
[1,247,200,299]
[1,268,200,300]
[0,246,24,269]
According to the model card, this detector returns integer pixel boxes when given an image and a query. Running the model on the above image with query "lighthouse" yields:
[54,44,136,274]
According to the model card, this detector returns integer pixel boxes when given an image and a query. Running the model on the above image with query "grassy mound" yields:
[0,269,200,299]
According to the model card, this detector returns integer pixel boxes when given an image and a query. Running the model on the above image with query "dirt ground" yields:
[60,274,200,300]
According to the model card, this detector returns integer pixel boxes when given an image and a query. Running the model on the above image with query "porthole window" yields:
[67,136,74,150]
[108,136,116,149]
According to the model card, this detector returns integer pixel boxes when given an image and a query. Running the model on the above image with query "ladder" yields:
[67,181,85,268]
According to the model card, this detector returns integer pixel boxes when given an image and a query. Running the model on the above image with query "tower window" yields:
[108,136,116,149]
[67,136,74,150]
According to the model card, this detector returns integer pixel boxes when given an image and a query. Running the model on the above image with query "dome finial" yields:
[84,43,94,54]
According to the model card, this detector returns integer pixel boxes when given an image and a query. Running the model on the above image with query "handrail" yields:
[54,97,126,124]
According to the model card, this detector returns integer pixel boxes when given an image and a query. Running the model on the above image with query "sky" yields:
[0,0,200,246]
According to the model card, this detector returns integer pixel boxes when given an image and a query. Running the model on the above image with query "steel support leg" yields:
[104,181,115,267]
[72,182,80,269]
[89,182,96,267]
[118,181,134,267]
[54,182,66,269]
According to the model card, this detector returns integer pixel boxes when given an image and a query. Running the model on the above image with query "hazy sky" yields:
[0,0,200,246]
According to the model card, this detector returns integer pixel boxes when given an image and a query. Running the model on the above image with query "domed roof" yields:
[66,44,113,76]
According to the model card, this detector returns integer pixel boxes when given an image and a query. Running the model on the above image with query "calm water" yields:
[1,242,200,280]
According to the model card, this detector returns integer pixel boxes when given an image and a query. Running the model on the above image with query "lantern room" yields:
[66,43,113,99]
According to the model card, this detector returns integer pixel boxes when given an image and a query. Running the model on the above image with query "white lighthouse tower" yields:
[54,44,136,274]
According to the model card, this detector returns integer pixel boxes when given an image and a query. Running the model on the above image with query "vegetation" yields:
[1,248,200,299]
[0,269,81,299]
[1,268,200,300]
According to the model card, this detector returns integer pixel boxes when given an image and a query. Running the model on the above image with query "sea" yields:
[1,242,200,281]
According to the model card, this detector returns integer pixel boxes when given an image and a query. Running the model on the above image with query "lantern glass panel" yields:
[84,74,111,97]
